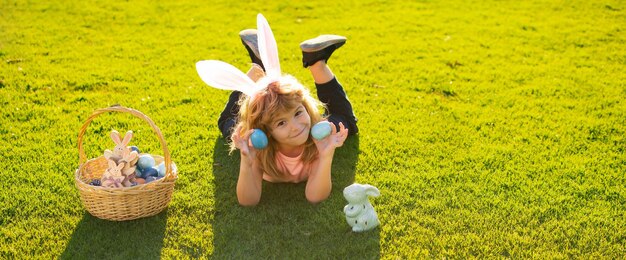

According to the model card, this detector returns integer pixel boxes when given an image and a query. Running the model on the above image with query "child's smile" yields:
[269,103,311,153]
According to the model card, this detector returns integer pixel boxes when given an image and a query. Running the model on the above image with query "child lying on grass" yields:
[197,14,357,206]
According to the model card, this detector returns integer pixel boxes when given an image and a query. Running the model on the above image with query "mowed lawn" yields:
[1,0,624,258]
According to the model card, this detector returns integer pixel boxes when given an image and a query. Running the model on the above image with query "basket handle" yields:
[78,105,175,180]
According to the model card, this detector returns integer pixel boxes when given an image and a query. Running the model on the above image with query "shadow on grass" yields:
[60,210,168,259]
[210,135,380,258]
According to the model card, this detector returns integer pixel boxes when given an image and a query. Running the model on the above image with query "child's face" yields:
[268,103,311,150]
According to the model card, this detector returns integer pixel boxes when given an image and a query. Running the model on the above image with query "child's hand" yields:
[232,127,257,159]
[313,122,348,157]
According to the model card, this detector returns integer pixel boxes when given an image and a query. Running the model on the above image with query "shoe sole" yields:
[239,29,260,60]
[300,35,346,52]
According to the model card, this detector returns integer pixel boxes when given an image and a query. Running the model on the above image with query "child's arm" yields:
[233,128,263,206]
[306,122,349,203]
[237,151,263,206]
[305,153,335,203]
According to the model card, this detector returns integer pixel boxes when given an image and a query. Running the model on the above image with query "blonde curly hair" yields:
[231,75,325,178]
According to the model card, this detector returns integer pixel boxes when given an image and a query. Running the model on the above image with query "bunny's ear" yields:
[125,151,138,162]
[111,130,121,144]
[116,162,125,171]
[196,60,259,96]
[122,130,133,146]
[364,185,380,197]
[257,14,281,79]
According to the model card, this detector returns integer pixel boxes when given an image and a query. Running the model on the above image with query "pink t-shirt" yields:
[263,150,315,183]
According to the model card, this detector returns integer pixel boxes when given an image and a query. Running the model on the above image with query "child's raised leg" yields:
[239,29,266,71]
[217,90,241,140]
[301,35,358,135]
[217,30,266,140]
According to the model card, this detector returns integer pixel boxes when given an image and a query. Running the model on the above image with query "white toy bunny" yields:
[343,183,380,232]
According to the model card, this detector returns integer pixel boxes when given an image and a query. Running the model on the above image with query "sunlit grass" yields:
[1,0,624,258]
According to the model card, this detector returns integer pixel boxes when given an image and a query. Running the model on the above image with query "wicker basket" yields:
[75,105,178,221]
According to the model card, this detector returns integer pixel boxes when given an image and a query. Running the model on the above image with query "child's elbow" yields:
[238,196,260,207]
[306,193,330,204]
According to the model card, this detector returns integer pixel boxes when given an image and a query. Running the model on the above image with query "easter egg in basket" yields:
[137,154,156,169]
[142,167,159,178]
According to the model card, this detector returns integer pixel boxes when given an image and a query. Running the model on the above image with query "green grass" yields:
[1,0,625,258]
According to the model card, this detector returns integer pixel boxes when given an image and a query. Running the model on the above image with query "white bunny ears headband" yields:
[196,14,281,100]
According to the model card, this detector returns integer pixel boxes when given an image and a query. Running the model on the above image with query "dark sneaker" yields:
[300,35,346,68]
[239,29,264,70]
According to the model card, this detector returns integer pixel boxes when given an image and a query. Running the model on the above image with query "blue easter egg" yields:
[156,162,166,177]
[250,129,268,149]
[311,121,332,140]
[142,167,159,178]
[137,154,156,170]
[145,176,158,183]
[134,167,143,178]
[130,146,141,153]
